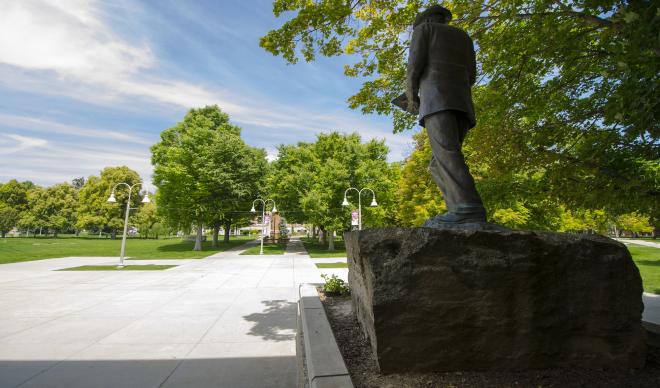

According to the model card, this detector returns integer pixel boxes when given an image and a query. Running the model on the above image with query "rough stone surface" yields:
[346,227,646,373]
[422,219,509,231]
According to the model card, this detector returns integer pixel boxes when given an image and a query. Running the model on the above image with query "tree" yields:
[132,200,160,239]
[72,177,86,190]
[0,179,31,211]
[616,211,654,235]
[0,179,33,233]
[76,167,143,238]
[492,204,532,230]
[267,132,400,250]
[397,132,445,226]
[151,105,267,251]
[206,140,267,247]
[17,186,45,235]
[0,204,18,237]
[557,207,608,234]
[22,183,78,237]
[262,0,659,223]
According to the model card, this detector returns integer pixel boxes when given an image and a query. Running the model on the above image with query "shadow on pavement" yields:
[243,300,297,342]
[0,356,296,388]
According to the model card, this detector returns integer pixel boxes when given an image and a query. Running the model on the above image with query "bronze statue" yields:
[401,5,486,224]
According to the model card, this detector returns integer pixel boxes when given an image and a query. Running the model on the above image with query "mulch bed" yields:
[320,293,660,388]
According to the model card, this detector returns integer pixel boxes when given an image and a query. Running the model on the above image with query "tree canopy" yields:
[21,183,78,236]
[261,0,659,225]
[0,179,32,236]
[151,105,267,250]
[76,166,143,237]
[267,132,400,248]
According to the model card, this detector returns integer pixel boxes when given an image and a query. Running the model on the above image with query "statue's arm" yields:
[469,37,477,86]
[406,25,427,111]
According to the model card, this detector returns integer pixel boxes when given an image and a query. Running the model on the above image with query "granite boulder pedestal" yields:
[345,227,646,373]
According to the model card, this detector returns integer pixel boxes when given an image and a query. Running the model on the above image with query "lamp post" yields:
[342,187,377,230]
[107,182,150,268]
[250,198,277,255]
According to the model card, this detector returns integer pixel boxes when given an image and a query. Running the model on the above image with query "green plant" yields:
[320,274,349,295]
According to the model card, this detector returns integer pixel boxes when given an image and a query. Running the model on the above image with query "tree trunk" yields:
[111,230,116,240]
[1,231,5,238]
[212,225,219,248]
[224,221,231,243]
[194,221,203,251]
[328,230,334,251]
[320,226,327,245]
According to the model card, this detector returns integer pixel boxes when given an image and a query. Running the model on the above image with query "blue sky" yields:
[0,0,415,191]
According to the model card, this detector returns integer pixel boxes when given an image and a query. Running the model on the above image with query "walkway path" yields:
[4,236,656,387]
[610,238,660,326]
[616,238,660,249]
[0,238,322,388]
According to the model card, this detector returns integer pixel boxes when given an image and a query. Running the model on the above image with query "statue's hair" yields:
[413,5,453,28]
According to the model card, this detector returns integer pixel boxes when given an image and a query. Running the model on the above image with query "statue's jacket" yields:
[407,21,477,128]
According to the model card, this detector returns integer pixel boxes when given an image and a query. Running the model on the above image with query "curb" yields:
[298,284,353,388]
[643,320,660,347]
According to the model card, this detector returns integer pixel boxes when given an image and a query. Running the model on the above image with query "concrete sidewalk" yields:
[616,238,660,249]
[613,238,660,327]
[643,293,660,325]
[0,238,323,388]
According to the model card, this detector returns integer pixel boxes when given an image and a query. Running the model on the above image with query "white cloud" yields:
[0,136,153,190]
[0,0,228,111]
[0,0,152,76]
[265,147,279,162]
[0,1,412,148]
[0,113,152,145]
[0,133,48,155]
[0,0,414,187]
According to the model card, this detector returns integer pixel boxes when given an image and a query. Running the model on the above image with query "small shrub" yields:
[321,274,350,295]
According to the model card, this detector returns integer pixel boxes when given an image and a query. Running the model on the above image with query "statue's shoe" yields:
[423,212,486,228]
[433,211,486,224]
[423,213,508,231]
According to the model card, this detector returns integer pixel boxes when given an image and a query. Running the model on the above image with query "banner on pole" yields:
[264,215,271,237]
[351,211,359,226]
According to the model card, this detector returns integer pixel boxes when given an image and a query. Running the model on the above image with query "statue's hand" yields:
[407,96,420,115]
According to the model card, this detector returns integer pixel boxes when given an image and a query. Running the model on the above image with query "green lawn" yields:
[629,244,660,295]
[0,236,254,265]
[316,262,348,268]
[240,243,287,255]
[301,237,347,258]
[59,265,177,271]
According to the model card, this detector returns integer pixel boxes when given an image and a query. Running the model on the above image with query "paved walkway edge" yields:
[643,321,660,347]
[299,284,353,388]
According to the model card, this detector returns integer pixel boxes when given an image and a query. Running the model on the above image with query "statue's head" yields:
[413,5,453,28]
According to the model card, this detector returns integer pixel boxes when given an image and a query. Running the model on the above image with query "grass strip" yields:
[629,245,660,295]
[0,236,254,264]
[58,265,177,271]
[316,262,348,268]
[240,243,287,255]
[301,237,347,258]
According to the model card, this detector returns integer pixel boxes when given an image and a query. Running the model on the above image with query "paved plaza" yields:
[617,239,660,325]
[0,238,326,388]
[1,237,657,387]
